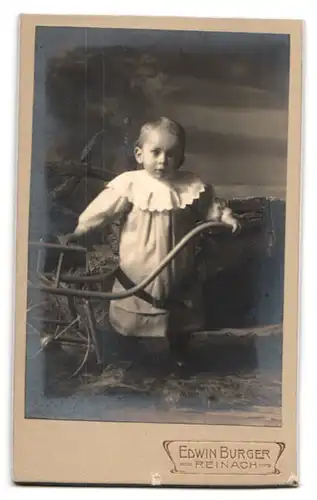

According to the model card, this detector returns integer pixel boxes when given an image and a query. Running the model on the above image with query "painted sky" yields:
[32,27,290,200]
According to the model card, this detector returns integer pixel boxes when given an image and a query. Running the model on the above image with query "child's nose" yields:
[157,152,168,166]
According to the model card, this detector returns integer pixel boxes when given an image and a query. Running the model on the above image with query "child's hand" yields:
[221,212,241,234]
[221,216,241,234]
[229,218,241,234]
[58,233,77,246]
[219,207,241,234]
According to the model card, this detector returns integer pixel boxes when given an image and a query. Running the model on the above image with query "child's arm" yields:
[199,184,240,233]
[61,182,131,244]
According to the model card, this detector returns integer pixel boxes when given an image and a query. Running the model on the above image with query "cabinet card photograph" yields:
[13,15,302,487]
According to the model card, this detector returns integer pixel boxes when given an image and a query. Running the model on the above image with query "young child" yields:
[64,117,239,364]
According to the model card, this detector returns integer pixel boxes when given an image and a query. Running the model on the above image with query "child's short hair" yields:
[136,117,186,153]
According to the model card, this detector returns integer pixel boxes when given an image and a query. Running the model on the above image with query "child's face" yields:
[134,127,184,180]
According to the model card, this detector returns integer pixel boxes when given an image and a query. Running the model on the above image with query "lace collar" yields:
[107,169,206,212]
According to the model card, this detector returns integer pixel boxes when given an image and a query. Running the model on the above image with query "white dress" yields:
[76,169,229,338]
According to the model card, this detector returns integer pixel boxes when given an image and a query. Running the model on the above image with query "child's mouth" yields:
[154,170,165,178]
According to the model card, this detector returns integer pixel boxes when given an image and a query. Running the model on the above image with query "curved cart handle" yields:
[28,221,232,301]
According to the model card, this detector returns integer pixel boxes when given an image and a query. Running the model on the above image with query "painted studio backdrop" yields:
[26,26,289,424]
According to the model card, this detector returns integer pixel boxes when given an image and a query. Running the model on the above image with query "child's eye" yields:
[152,149,160,156]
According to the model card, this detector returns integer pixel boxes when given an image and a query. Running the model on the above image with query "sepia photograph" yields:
[25,24,290,425]
[13,15,302,486]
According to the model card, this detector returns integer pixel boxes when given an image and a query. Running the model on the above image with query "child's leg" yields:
[167,331,191,366]
[100,320,141,365]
